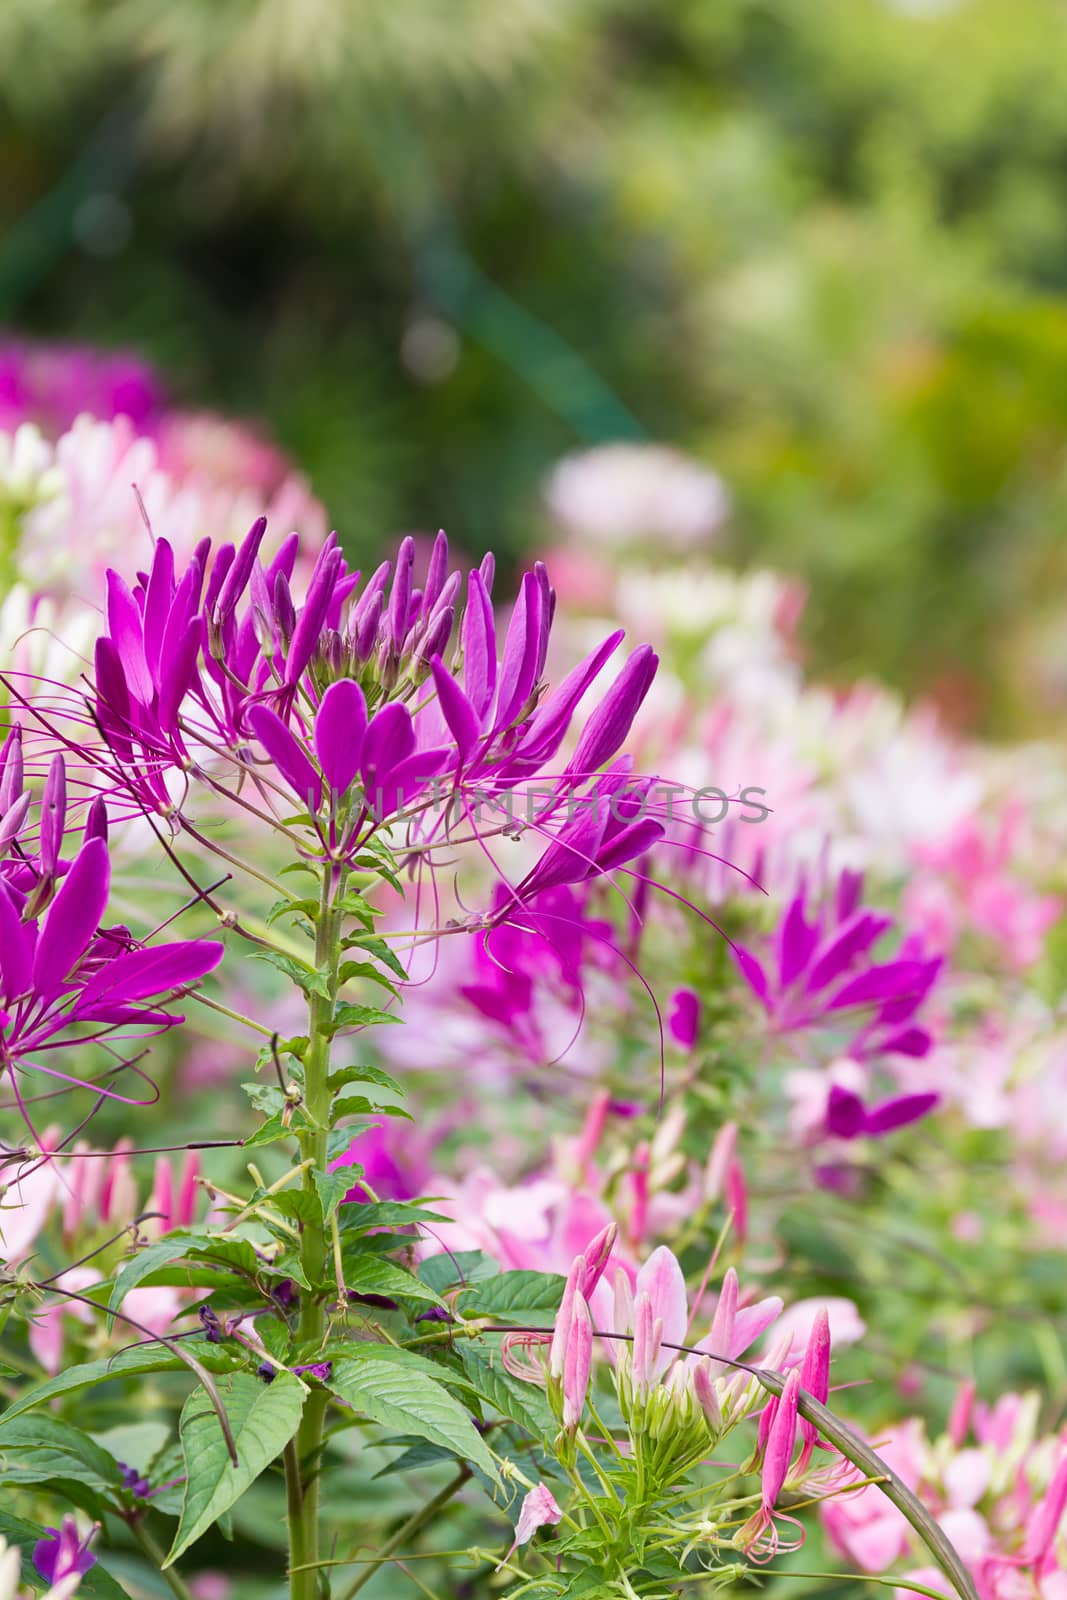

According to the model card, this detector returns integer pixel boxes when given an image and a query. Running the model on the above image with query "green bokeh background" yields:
[3,0,1067,731]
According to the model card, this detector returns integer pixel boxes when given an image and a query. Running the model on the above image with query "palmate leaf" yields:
[327,1358,500,1485]
[165,1371,306,1566]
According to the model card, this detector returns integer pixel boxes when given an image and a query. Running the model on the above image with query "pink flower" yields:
[502,1484,563,1564]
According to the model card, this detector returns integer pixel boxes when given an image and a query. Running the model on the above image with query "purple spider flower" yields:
[732,869,942,1063]
[33,1518,98,1586]
[0,751,224,1111]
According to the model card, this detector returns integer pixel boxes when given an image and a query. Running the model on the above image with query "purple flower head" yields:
[293,1361,333,1382]
[33,1518,98,1586]
[79,528,659,860]
[732,869,942,1064]
[0,764,223,1121]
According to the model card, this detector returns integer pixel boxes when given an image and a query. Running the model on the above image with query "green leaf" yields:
[0,1415,123,1490]
[327,1062,404,1097]
[165,1371,306,1566]
[345,933,408,982]
[336,961,400,997]
[340,1200,448,1231]
[312,1169,351,1227]
[457,1348,555,1438]
[327,1358,499,1484]
[460,1270,566,1319]
[244,1111,304,1149]
[250,949,331,999]
[0,1341,243,1421]
[331,1092,410,1120]
[418,1250,499,1295]
[345,1256,447,1306]
[327,1002,400,1033]
[307,1341,474,1394]
[107,1239,198,1330]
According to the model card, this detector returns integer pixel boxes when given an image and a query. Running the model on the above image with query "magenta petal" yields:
[668,988,701,1051]
[315,680,368,793]
[247,704,323,810]
[33,838,111,997]
[518,629,624,764]
[75,939,225,1010]
[805,911,891,994]
[430,657,482,759]
[777,892,820,988]
[142,536,175,691]
[494,571,541,733]
[878,1024,933,1058]
[517,799,609,899]
[368,747,452,820]
[827,960,933,1013]
[158,615,203,736]
[864,1092,939,1136]
[39,754,67,877]
[565,644,658,780]
[361,702,415,792]
[0,883,31,1002]
[593,817,664,875]
[105,570,153,705]
[825,1085,867,1140]
[461,569,497,721]
[732,944,771,1008]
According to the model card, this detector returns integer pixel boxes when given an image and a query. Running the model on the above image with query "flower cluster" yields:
[823,1386,1067,1599]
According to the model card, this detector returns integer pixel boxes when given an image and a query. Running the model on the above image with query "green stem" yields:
[338,1469,470,1600]
[129,1519,195,1600]
[286,860,347,1600]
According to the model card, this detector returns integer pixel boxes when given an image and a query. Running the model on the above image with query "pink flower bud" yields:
[726,1157,748,1244]
[562,1293,593,1431]
[691,1358,722,1431]
[705,1124,738,1207]
[762,1370,800,1510]
[579,1223,617,1300]
[549,1255,584,1382]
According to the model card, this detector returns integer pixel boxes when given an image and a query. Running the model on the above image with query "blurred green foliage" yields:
[3,0,1067,728]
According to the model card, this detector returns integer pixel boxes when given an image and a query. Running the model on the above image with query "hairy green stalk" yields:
[287,860,347,1600]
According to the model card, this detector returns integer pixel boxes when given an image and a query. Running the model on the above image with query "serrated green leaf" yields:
[331,1092,410,1120]
[0,1341,243,1421]
[327,1359,499,1483]
[107,1238,200,1330]
[271,1189,322,1226]
[312,1169,351,1227]
[373,1441,454,1477]
[244,1112,303,1149]
[327,1063,405,1096]
[460,1270,566,1319]
[250,949,331,999]
[345,934,408,982]
[0,1415,123,1490]
[345,1257,446,1306]
[457,1348,555,1438]
[336,961,400,997]
[165,1371,305,1566]
[328,1002,400,1032]
[340,1200,448,1231]
[418,1250,499,1295]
